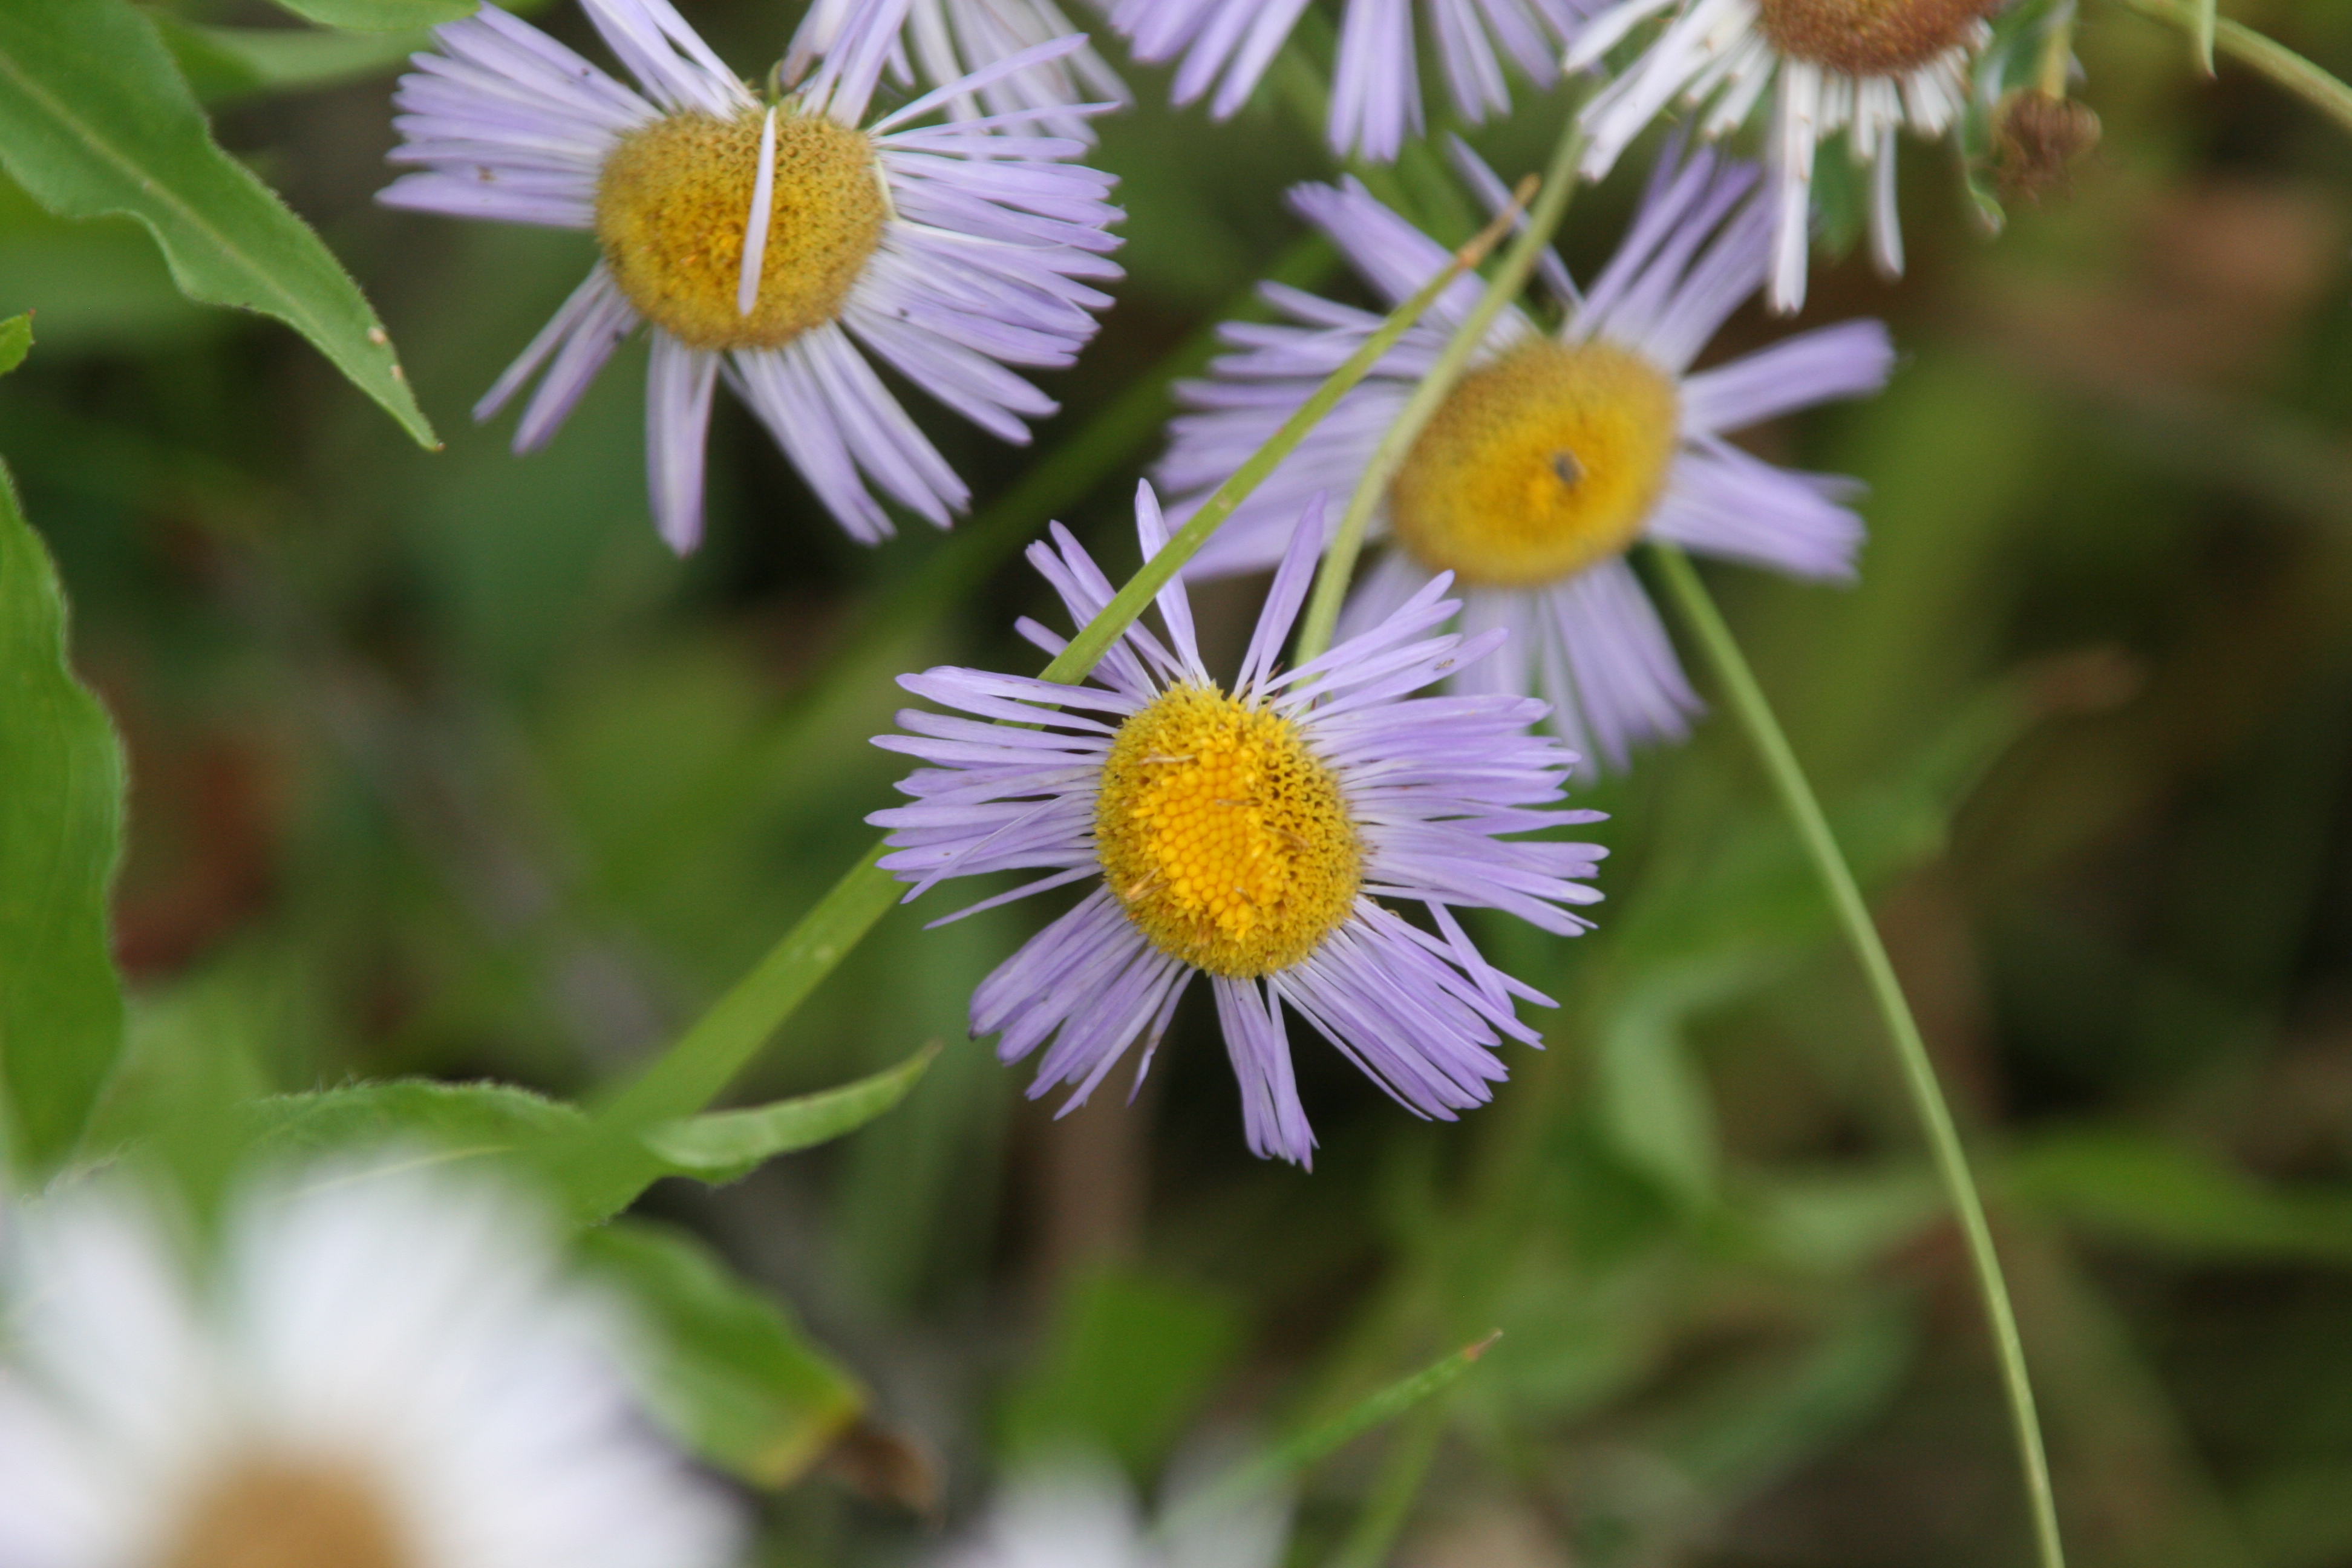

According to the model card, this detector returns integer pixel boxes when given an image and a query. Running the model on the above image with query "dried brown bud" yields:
[1994,91,2102,203]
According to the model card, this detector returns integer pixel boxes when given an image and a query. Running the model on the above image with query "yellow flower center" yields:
[594,109,885,352]
[1094,685,1361,978]
[1754,0,1998,76]
[164,1455,413,1568]
[1389,339,1680,589]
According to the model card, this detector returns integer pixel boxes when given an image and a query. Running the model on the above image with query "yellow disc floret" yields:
[1389,338,1680,589]
[1755,0,1998,76]
[1095,685,1361,978]
[594,109,885,353]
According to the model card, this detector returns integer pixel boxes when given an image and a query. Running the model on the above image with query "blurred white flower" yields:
[0,1158,742,1568]
[932,1454,1288,1568]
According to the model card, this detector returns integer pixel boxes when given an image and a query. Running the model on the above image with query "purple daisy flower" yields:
[380,0,1123,552]
[1567,0,1998,312]
[869,483,1606,1165]
[1155,145,1893,771]
[787,0,1131,143]
[1110,0,1590,163]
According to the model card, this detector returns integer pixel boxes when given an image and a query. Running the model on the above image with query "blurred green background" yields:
[11,1,2352,1563]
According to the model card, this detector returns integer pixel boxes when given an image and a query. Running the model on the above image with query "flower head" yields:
[1155,145,1893,770]
[1567,0,1998,311]
[788,0,1131,143]
[381,0,1123,550]
[0,1158,738,1568]
[869,483,1605,1165]
[1111,0,1590,163]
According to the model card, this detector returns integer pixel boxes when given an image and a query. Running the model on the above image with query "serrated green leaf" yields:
[574,1220,865,1488]
[0,312,29,375]
[265,0,473,29]
[0,448,128,1176]
[0,0,436,447]
[638,1042,941,1182]
[151,15,431,103]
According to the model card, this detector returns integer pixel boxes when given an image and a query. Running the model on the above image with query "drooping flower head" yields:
[1111,0,1591,163]
[869,483,1606,1165]
[788,0,1131,142]
[0,1158,739,1568]
[1156,145,1893,770]
[381,0,1123,551]
[1567,0,1999,312]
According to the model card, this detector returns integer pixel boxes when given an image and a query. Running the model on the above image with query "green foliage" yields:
[242,1047,942,1222]
[10,2,2352,1561]
[0,325,126,1174]
[0,0,434,446]
[1002,1266,1242,1474]
[573,1220,866,1489]
[638,1040,939,1182]
[152,16,431,103]
[263,0,476,30]
[2007,1132,2352,1264]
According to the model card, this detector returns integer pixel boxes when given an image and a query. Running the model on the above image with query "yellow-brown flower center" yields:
[1389,339,1679,589]
[163,1455,413,1568]
[1094,686,1360,978]
[594,109,885,352]
[1754,0,1998,76]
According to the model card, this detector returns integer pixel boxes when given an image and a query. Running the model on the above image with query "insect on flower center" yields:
[163,1455,413,1568]
[1095,685,1361,979]
[1390,339,1679,589]
[595,109,885,353]
[1754,0,1999,76]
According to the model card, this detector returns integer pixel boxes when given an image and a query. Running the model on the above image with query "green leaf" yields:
[573,1220,865,1488]
[638,1042,941,1182]
[1593,956,1764,1211]
[0,311,29,375]
[263,0,474,30]
[151,15,432,103]
[1001,1266,1241,1473]
[246,1050,941,1224]
[0,439,128,1176]
[244,1077,589,1163]
[1165,1333,1501,1532]
[2005,1131,2352,1264]
[0,0,436,447]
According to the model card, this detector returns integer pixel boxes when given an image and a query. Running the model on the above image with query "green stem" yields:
[1647,543,2065,1568]
[592,203,1532,1133]
[1035,195,1535,688]
[2115,0,2352,135]
[1324,1402,1447,1568]
[1292,113,1586,666]
[1160,1332,1499,1539]
[2036,4,2078,97]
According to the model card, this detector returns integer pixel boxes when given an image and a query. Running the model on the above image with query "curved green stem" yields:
[1648,543,2065,1568]
[2115,0,2352,135]
[590,203,1532,1140]
[1291,113,1585,666]
[1324,1401,1447,1568]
